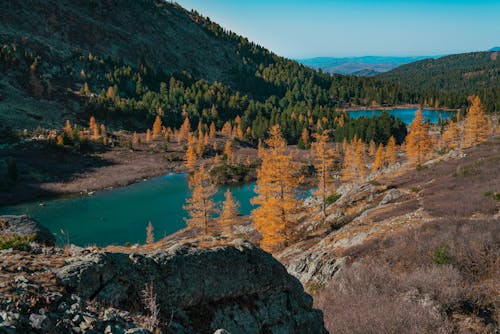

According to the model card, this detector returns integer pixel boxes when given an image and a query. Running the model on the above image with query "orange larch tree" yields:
[209,122,217,139]
[441,121,461,149]
[184,133,197,172]
[152,115,162,139]
[311,131,336,222]
[177,117,191,144]
[218,190,240,236]
[385,135,398,165]
[368,140,376,157]
[251,125,303,252]
[183,165,217,235]
[354,138,367,180]
[405,108,432,164]
[464,96,490,147]
[372,143,385,172]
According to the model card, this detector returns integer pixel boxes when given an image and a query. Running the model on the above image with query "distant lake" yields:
[0,174,256,247]
[349,108,454,125]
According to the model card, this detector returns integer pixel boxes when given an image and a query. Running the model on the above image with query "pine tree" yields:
[184,165,217,235]
[464,96,490,147]
[184,133,197,172]
[385,136,397,165]
[146,222,154,244]
[145,129,151,143]
[251,125,303,252]
[311,131,336,222]
[405,108,432,164]
[372,143,385,172]
[218,190,240,235]
[152,115,162,139]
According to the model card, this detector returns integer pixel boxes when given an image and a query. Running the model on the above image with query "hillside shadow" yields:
[0,141,115,206]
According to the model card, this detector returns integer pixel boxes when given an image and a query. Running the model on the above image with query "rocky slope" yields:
[0,217,326,334]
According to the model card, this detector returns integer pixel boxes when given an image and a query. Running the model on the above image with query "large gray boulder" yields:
[0,215,55,246]
[55,242,327,334]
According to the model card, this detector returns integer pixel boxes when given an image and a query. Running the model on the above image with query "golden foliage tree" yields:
[184,165,217,235]
[106,86,115,99]
[372,143,385,172]
[209,122,216,139]
[385,136,397,165]
[464,96,490,147]
[64,120,73,140]
[405,108,432,164]
[100,124,108,145]
[184,133,197,172]
[145,129,151,144]
[441,121,461,149]
[223,140,233,163]
[311,131,336,222]
[177,117,191,143]
[300,127,310,149]
[152,115,162,139]
[89,116,97,131]
[221,121,232,138]
[218,190,240,235]
[368,140,376,157]
[251,125,303,252]
[354,138,367,180]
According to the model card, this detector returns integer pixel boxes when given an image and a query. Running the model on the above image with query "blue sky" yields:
[175,0,500,58]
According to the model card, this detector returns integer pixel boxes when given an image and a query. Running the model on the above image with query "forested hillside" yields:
[0,0,497,144]
[379,52,500,111]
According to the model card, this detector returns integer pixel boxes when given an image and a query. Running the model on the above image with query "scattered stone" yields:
[29,313,49,330]
[380,188,402,205]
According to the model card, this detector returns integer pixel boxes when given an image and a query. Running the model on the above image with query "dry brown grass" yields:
[315,218,500,333]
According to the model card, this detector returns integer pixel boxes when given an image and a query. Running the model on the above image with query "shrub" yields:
[326,193,341,205]
[433,244,451,265]
[0,234,33,251]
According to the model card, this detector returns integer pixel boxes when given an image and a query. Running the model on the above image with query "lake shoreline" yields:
[340,104,459,112]
[0,143,186,207]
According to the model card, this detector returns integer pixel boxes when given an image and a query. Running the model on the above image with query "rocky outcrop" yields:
[0,215,55,246]
[286,251,346,288]
[54,242,327,334]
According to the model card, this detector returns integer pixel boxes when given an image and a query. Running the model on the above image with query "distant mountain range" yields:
[297,56,434,75]
[489,47,500,51]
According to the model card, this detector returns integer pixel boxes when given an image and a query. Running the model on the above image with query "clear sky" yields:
[175,0,500,59]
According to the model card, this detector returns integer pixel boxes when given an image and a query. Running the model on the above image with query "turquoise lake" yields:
[0,174,256,247]
[349,108,454,124]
